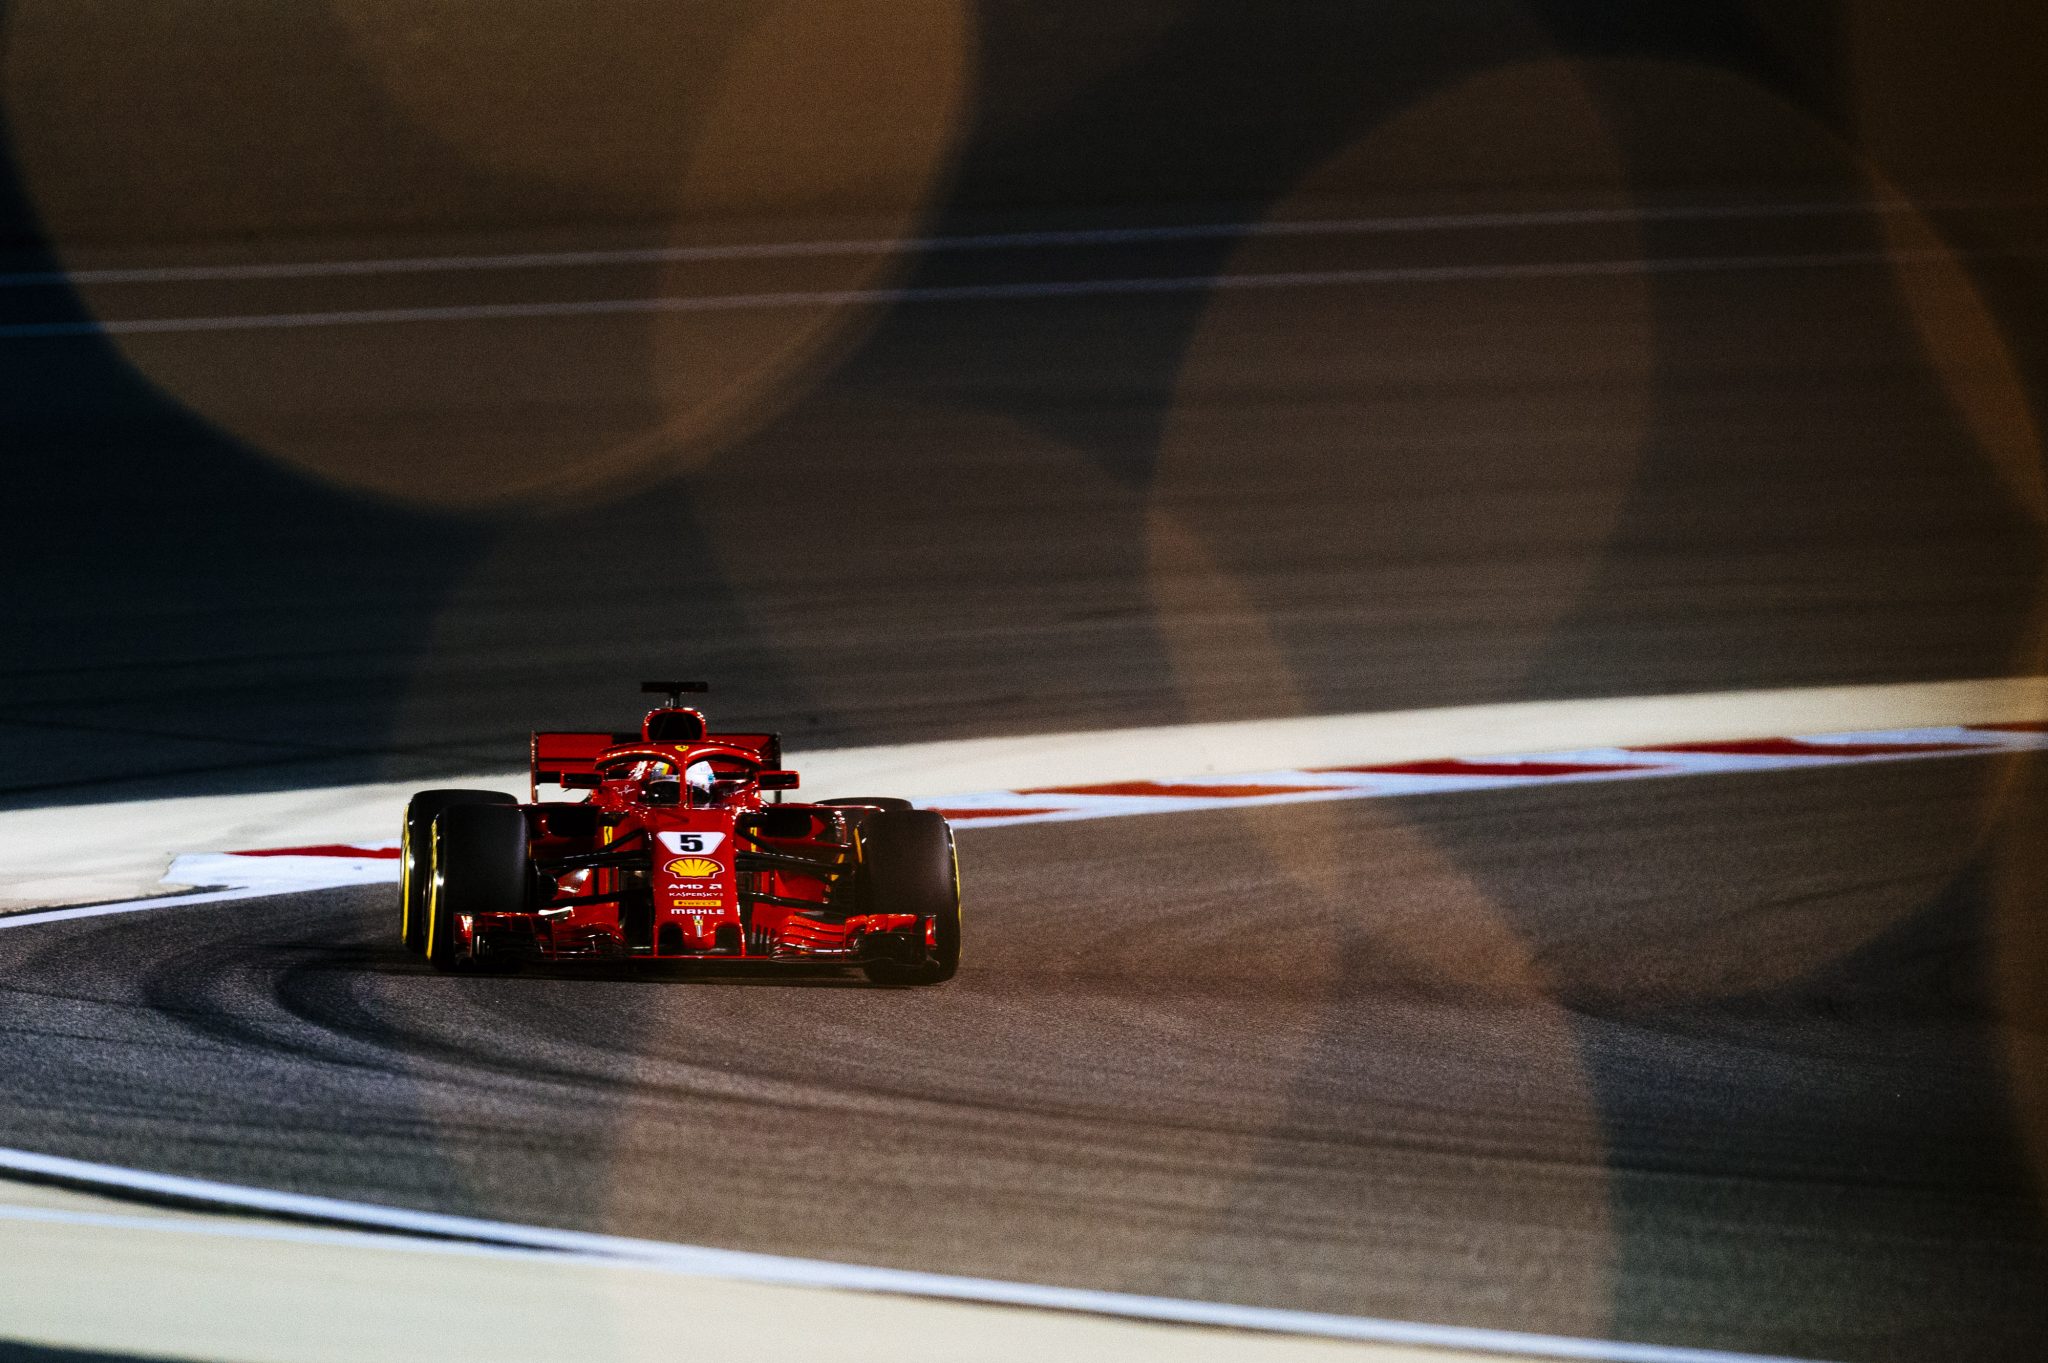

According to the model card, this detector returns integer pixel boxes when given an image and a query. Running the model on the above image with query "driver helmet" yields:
[684,759,715,797]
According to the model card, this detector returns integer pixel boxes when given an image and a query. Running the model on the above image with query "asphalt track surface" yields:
[5,752,2047,1362]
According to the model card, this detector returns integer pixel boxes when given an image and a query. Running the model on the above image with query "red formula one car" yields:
[398,683,960,984]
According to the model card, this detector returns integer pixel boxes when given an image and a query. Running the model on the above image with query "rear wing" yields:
[531,730,635,798]
[707,732,783,768]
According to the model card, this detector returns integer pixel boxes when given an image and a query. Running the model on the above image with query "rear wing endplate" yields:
[707,732,783,768]
[531,731,631,799]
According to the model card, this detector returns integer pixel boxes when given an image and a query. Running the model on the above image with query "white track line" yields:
[0,199,1947,288]
[0,1200,577,1264]
[0,248,2013,340]
[0,884,319,932]
[0,1146,1828,1363]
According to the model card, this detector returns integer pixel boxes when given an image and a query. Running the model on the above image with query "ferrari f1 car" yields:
[398,683,960,984]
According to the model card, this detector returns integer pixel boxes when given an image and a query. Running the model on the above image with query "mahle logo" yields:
[664,857,722,878]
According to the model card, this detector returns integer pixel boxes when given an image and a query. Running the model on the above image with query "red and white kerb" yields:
[922,721,2048,828]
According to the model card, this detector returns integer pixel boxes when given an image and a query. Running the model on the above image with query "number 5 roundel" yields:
[655,831,726,856]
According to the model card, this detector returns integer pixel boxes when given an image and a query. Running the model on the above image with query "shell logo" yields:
[664,857,722,878]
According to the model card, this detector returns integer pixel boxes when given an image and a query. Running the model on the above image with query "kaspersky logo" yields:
[664,857,722,878]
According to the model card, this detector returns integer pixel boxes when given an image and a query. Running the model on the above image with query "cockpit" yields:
[594,751,753,807]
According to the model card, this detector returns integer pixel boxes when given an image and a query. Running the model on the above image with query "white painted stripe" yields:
[0,1145,1828,1363]
[162,850,397,890]
[0,199,1944,288]
[0,247,2009,340]
[0,884,320,931]
[0,1200,587,1264]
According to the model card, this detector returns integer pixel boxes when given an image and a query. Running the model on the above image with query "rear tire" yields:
[401,789,516,953]
[856,811,960,985]
[426,803,531,973]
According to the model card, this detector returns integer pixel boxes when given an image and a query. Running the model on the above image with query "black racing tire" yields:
[856,810,960,986]
[820,796,914,813]
[425,803,531,973]
[401,789,516,953]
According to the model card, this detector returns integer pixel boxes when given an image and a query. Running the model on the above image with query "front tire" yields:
[856,810,961,986]
[401,789,516,953]
[425,803,531,973]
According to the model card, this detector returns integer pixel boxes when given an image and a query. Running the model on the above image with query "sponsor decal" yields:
[656,831,727,856]
[668,897,723,909]
[663,856,722,878]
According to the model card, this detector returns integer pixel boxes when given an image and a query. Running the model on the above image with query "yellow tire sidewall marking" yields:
[424,824,443,961]
[399,821,415,942]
